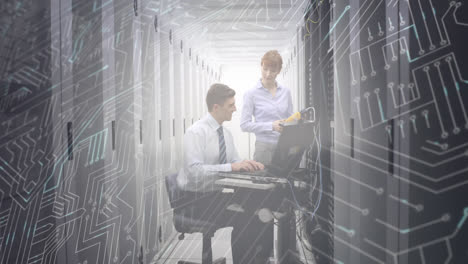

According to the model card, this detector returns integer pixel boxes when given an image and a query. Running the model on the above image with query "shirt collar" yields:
[256,79,282,91]
[206,113,222,130]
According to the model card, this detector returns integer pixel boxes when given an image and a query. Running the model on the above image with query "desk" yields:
[215,177,307,264]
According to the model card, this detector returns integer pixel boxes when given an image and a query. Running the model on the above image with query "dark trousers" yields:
[231,213,274,264]
[185,190,274,264]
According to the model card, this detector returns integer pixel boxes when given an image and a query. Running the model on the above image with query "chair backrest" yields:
[165,173,216,234]
[165,173,182,209]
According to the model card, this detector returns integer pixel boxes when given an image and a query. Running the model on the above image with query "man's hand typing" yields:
[231,160,265,172]
[244,160,264,171]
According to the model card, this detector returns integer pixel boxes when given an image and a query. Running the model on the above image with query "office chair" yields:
[165,173,227,264]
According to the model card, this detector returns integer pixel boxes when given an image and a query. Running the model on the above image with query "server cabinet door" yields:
[329,0,468,263]
[139,3,162,262]
[158,21,177,246]
[173,33,184,170]
[0,1,62,263]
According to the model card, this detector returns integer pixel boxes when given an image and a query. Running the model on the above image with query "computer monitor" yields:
[269,121,316,177]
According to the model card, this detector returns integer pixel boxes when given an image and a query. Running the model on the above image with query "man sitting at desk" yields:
[177,83,272,264]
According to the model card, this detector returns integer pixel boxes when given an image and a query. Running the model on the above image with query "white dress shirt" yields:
[177,113,242,192]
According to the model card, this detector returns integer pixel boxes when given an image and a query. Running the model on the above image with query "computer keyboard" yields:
[238,170,267,176]
[219,171,288,184]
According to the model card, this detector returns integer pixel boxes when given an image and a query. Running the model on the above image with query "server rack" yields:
[0,0,220,263]
[307,0,468,263]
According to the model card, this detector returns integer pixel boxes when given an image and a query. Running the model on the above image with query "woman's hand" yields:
[272,120,285,132]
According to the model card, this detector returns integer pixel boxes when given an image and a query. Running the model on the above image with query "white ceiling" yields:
[158,0,310,67]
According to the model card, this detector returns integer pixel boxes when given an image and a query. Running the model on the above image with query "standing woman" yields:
[240,50,293,165]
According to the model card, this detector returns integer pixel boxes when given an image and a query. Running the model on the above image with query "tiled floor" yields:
[155,226,316,264]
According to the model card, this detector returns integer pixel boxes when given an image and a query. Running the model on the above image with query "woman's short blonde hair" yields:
[261,50,283,71]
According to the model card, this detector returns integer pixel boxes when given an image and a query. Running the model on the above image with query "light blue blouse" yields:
[240,79,293,144]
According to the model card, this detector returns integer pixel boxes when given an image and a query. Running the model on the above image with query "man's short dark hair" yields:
[206,83,236,112]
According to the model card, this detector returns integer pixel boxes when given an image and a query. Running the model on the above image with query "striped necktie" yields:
[217,126,227,164]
